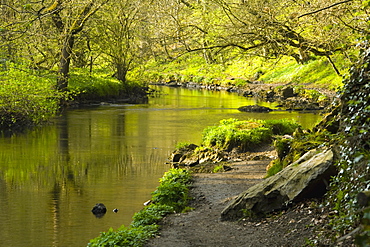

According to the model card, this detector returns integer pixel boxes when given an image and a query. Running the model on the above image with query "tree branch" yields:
[298,0,354,19]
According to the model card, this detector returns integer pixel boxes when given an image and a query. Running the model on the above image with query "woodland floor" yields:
[145,148,355,247]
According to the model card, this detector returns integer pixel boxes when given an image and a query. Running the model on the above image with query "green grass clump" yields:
[88,168,191,247]
[201,118,300,152]
[264,119,301,135]
[175,142,193,150]
[151,168,192,212]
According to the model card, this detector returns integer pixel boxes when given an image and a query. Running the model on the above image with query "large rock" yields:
[221,148,336,220]
[238,105,273,112]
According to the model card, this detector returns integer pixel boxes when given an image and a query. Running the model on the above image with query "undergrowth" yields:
[266,129,335,177]
[88,168,191,247]
[201,118,300,152]
[138,54,344,90]
[0,63,62,130]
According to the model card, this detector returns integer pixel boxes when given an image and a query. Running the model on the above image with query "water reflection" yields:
[0,86,322,246]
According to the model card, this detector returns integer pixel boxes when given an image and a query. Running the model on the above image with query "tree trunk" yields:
[116,63,128,83]
[57,34,75,91]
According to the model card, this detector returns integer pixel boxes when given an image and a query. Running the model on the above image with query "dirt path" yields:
[145,160,322,247]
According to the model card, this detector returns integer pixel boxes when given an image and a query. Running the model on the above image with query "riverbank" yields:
[152,81,337,112]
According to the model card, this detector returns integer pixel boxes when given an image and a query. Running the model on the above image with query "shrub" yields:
[201,118,299,152]
[264,119,301,135]
[151,168,192,212]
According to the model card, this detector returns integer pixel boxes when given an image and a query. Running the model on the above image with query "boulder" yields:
[238,105,273,112]
[221,148,336,220]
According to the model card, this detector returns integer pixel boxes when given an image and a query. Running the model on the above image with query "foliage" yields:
[175,142,193,150]
[88,168,191,247]
[324,44,370,243]
[139,55,343,90]
[88,225,158,247]
[264,119,301,135]
[131,204,174,228]
[151,168,192,212]
[213,164,225,173]
[266,159,284,178]
[266,129,335,177]
[259,57,345,90]
[68,68,123,100]
[201,118,300,152]
[0,64,62,130]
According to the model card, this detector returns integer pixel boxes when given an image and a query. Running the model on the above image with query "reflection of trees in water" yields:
[49,183,60,247]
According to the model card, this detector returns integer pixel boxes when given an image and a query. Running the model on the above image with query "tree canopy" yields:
[1,0,369,87]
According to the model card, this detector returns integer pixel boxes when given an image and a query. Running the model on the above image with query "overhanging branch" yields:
[298,0,354,19]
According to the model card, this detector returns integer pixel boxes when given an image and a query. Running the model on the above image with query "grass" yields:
[137,54,345,90]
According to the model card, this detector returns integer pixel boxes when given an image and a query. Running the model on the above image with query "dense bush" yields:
[88,168,191,247]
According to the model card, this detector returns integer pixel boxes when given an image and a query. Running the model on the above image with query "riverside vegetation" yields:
[87,118,300,247]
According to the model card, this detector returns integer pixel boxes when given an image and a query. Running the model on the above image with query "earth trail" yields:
[146,160,321,247]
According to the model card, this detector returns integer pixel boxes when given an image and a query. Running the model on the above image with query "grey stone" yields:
[221,148,336,220]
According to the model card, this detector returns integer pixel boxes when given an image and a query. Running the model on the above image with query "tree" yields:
[47,0,109,91]
[92,0,148,83]
[0,0,109,91]
[157,0,368,74]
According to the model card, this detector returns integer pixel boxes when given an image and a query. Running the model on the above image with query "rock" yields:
[282,86,295,98]
[238,105,273,112]
[221,148,336,220]
[171,144,198,162]
[278,97,323,111]
[92,203,107,217]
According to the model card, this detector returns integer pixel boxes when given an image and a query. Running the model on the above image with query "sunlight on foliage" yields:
[202,118,300,152]
[0,63,62,130]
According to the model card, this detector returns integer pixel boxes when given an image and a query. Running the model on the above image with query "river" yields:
[0,86,322,247]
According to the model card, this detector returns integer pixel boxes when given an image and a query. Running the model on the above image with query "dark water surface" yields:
[0,86,322,247]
